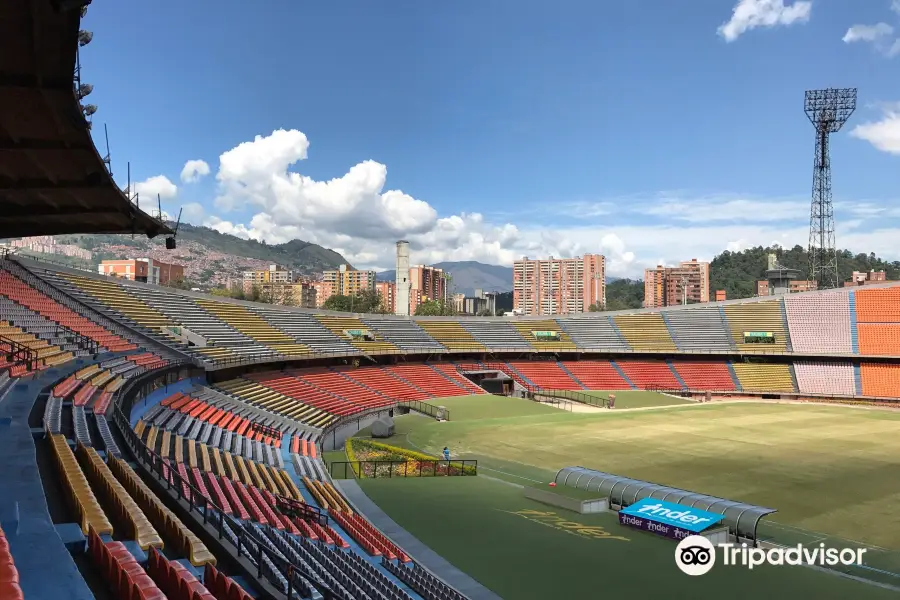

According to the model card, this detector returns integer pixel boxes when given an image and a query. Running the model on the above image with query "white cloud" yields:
[132,175,177,202]
[851,103,900,154]
[196,128,900,278]
[180,159,210,183]
[717,0,812,43]
[640,196,809,223]
[842,23,893,44]
[893,0,900,15]
[180,202,206,224]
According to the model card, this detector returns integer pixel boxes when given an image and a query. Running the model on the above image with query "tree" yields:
[588,302,603,312]
[322,290,386,314]
[209,287,232,297]
[164,277,192,290]
[415,299,457,316]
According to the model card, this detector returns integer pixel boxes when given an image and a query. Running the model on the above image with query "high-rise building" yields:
[715,289,727,302]
[643,259,710,308]
[243,264,298,288]
[310,281,334,308]
[513,254,605,316]
[375,281,396,313]
[756,279,818,296]
[322,264,376,297]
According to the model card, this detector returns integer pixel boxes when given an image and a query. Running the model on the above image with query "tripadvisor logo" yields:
[500,509,630,542]
[675,535,868,576]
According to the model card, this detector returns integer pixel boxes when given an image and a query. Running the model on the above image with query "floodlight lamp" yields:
[82,104,97,116]
[78,30,93,46]
[77,83,93,99]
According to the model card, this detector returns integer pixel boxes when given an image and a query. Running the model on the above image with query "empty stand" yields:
[794,361,855,396]
[315,315,397,353]
[430,363,487,394]
[670,361,736,390]
[664,307,733,351]
[362,316,446,352]
[507,361,583,390]
[415,320,484,351]
[857,324,900,356]
[557,316,628,351]
[860,363,900,398]
[339,365,432,400]
[560,360,630,389]
[616,360,682,389]
[855,288,900,323]
[612,314,677,351]
[724,301,789,352]
[49,434,113,535]
[461,319,533,350]
[388,364,469,397]
[785,293,852,354]
[252,308,357,354]
[731,362,795,392]
[195,299,312,357]
[511,320,576,351]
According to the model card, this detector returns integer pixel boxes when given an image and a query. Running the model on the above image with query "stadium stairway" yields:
[606,317,631,349]
[609,361,637,389]
[665,360,688,389]
[502,362,534,388]
[660,313,681,350]
[388,364,469,397]
[506,361,583,390]
[0,351,134,600]
[726,362,742,390]
[616,360,682,389]
[849,292,860,354]
[717,306,737,350]
[854,363,863,395]
[557,362,588,389]
[429,363,486,395]
[559,360,629,389]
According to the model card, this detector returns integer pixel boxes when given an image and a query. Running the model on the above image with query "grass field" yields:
[345,392,900,597]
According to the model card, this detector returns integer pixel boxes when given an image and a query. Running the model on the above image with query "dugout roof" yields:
[0,0,173,239]
[555,466,777,539]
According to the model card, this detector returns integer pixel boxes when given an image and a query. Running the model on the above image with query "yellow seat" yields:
[49,435,113,536]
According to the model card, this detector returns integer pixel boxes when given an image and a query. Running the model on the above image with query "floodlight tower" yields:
[804,88,856,290]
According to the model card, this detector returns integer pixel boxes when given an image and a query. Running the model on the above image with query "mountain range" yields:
[376,261,514,297]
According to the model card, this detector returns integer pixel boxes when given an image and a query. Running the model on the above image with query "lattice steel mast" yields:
[804,88,856,289]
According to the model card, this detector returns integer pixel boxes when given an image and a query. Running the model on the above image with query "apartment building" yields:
[323,264,376,297]
[375,281,396,313]
[644,259,710,308]
[243,264,298,286]
[513,254,605,316]
[99,258,184,285]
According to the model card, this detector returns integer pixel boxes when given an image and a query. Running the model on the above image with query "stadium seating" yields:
[293,368,394,410]
[670,361,736,391]
[724,301,789,352]
[794,361,856,396]
[860,363,900,398]
[557,316,628,350]
[785,293,853,354]
[511,320,577,351]
[387,364,471,397]
[857,324,900,356]
[338,365,432,400]
[855,287,900,323]
[506,361,584,390]
[195,299,312,357]
[215,378,335,428]
[87,528,166,600]
[616,360,682,389]
[663,307,733,351]
[362,316,447,352]
[415,320,483,350]
[254,307,357,353]
[49,433,114,535]
[560,360,631,389]
[314,315,397,353]
[731,362,795,392]
[0,270,134,351]
[0,524,23,600]
[461,319,533,350]
[431,363,488,394]
[612,314,677,351]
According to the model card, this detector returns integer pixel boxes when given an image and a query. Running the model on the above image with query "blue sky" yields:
[82,0,900,275]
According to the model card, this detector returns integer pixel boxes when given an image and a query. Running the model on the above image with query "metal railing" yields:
[0,334,38,371]
[110,368,347,600]
[399,399,449,421]
[329,459,478,479]
[531,388,606,408]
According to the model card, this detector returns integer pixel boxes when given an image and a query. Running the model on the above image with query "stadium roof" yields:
[555,466,777,539]
[0,0,174,239]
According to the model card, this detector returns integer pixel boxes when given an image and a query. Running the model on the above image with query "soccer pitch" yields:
[349,393,900,598]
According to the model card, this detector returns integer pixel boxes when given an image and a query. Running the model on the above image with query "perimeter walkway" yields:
[335,479,503,600]
[0,353,128,600]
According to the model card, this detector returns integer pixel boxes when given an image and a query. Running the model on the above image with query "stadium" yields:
[1,2,900,600]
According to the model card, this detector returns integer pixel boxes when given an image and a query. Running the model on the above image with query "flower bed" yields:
[344,438,476,478]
